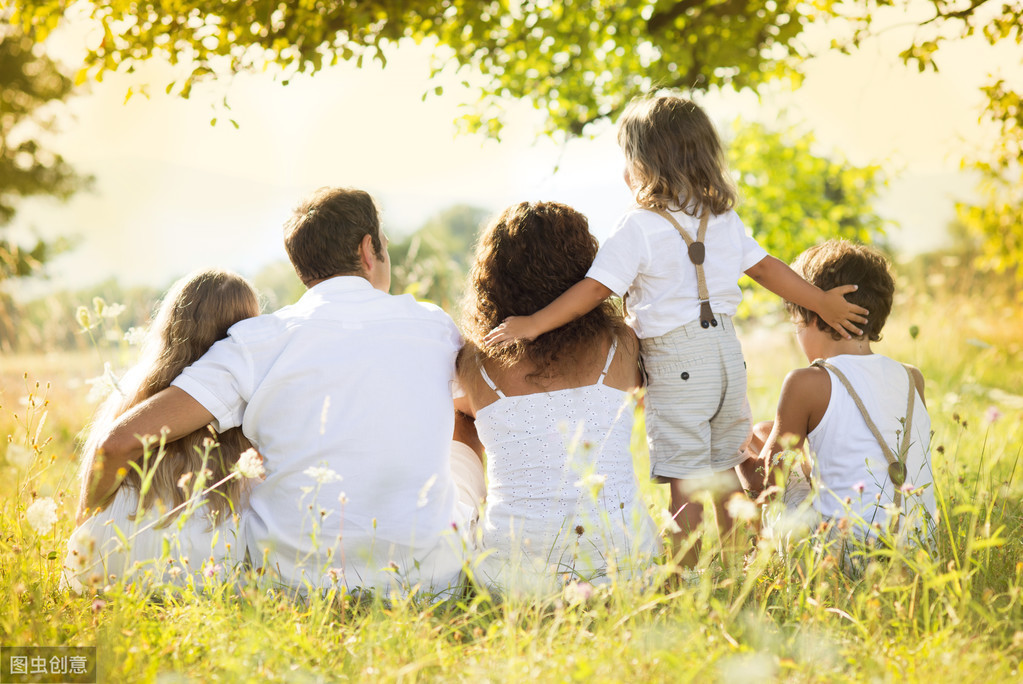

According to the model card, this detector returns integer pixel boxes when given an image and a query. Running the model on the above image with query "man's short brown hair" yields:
[283,187,384,285]
[786,240,895,341]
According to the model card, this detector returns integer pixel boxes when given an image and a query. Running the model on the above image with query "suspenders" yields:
[650,208,717,329]
[812,359,918,532]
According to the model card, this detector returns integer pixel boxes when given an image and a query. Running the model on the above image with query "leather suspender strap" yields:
[651,208,717,329]
[813,359,917,532]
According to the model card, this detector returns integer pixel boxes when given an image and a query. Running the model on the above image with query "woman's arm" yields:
[745,256,868,339]
[484,278,613,347]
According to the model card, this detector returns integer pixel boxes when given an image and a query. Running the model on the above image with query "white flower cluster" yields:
[303,465,342,484]
[725,493,759,522]
[84,362,122,404]
[235,448,266,479]
[574,472,607,495]
[26,497,59,535]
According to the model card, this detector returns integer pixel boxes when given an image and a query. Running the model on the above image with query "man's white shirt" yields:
[172,276,465,592]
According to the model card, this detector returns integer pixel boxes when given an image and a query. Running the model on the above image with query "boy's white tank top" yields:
[808,354,935,536]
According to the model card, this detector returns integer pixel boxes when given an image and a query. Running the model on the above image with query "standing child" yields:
[65,269,261,591]
[743,240,935,575]
[485,94,867,568]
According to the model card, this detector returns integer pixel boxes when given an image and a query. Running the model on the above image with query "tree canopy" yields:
[11,0,1021,284]
[15,0,811,137]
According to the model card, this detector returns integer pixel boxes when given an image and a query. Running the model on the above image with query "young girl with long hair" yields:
[485,95,867,570]
[65,269,261,591]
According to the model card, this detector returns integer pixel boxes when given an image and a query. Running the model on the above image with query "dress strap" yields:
[478,364,506,399]
[596,338,619,385]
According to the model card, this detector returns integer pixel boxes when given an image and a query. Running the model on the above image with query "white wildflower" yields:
[102,302,126,319]
[84,362,121,403]
[26,497,59,535]
[123,326,147,346]
[564,580,595,604]
[338,491,349,505]
[418,473,438,508]
[656,507,682,535]
[574,472,606,495]
[304,465,342,484]
[234,448,265,479]
[725,493,758,522]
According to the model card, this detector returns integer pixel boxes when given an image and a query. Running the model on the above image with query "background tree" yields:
[0,21,90,350]
[727,121,886,315]
[836,0,1022,285]
[729,121,885,262]
[389,204,491,313]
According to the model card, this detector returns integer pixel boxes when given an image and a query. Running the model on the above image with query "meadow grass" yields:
[1,295,1021,683]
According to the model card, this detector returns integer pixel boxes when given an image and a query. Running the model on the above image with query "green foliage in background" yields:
[389,204,490,313]
[730,121,885,263]
[13,0,812,137]
[0,21,91,349]
[836,0,1023,284]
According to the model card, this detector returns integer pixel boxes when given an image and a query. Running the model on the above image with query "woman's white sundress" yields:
[473,340,660,593]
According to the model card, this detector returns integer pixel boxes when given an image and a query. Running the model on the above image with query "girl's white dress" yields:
[63,486,244,592]
[473,341,660,593]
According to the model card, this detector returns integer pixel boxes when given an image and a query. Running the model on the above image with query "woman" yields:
[458,201,660,593]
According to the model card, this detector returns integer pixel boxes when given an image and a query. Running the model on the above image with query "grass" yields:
[2,288,1022,682]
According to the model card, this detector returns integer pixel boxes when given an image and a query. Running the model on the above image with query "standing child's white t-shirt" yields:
[586,207,768,338]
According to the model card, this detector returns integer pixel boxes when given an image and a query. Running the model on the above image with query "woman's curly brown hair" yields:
[460,201,629,379]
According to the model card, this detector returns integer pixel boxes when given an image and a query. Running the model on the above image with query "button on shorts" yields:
[640,315,753,480]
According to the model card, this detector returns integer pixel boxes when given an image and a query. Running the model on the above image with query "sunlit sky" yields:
[7,4,1020,299]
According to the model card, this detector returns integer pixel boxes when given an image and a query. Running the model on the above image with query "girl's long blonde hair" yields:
[618,94,737,216]
[81,269,260,527]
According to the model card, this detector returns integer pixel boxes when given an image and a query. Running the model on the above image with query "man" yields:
[89,187,485,594]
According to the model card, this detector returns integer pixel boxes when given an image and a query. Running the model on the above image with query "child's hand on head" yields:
[821,284,869,339]
[484,316,539,348]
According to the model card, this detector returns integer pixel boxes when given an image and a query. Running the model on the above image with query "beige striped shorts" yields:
[640,315,753,480]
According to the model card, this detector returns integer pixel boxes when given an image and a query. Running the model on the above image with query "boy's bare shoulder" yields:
[783,364,831,389]
[779,365,832,407]
[778,365,832,432]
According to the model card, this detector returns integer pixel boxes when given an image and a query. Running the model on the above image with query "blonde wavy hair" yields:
[80,269,260,527]
[618,94,737,216]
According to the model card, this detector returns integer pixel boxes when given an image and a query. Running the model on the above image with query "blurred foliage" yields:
[14,0,815,137]
[250,260,305,311]
[389,204,490,315]
[730,121,885,263]
[729,121,885,317]
[3,278,159,352]
[835,0,1023,284]
[955,166,1022,290]
[0,20,92,350]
